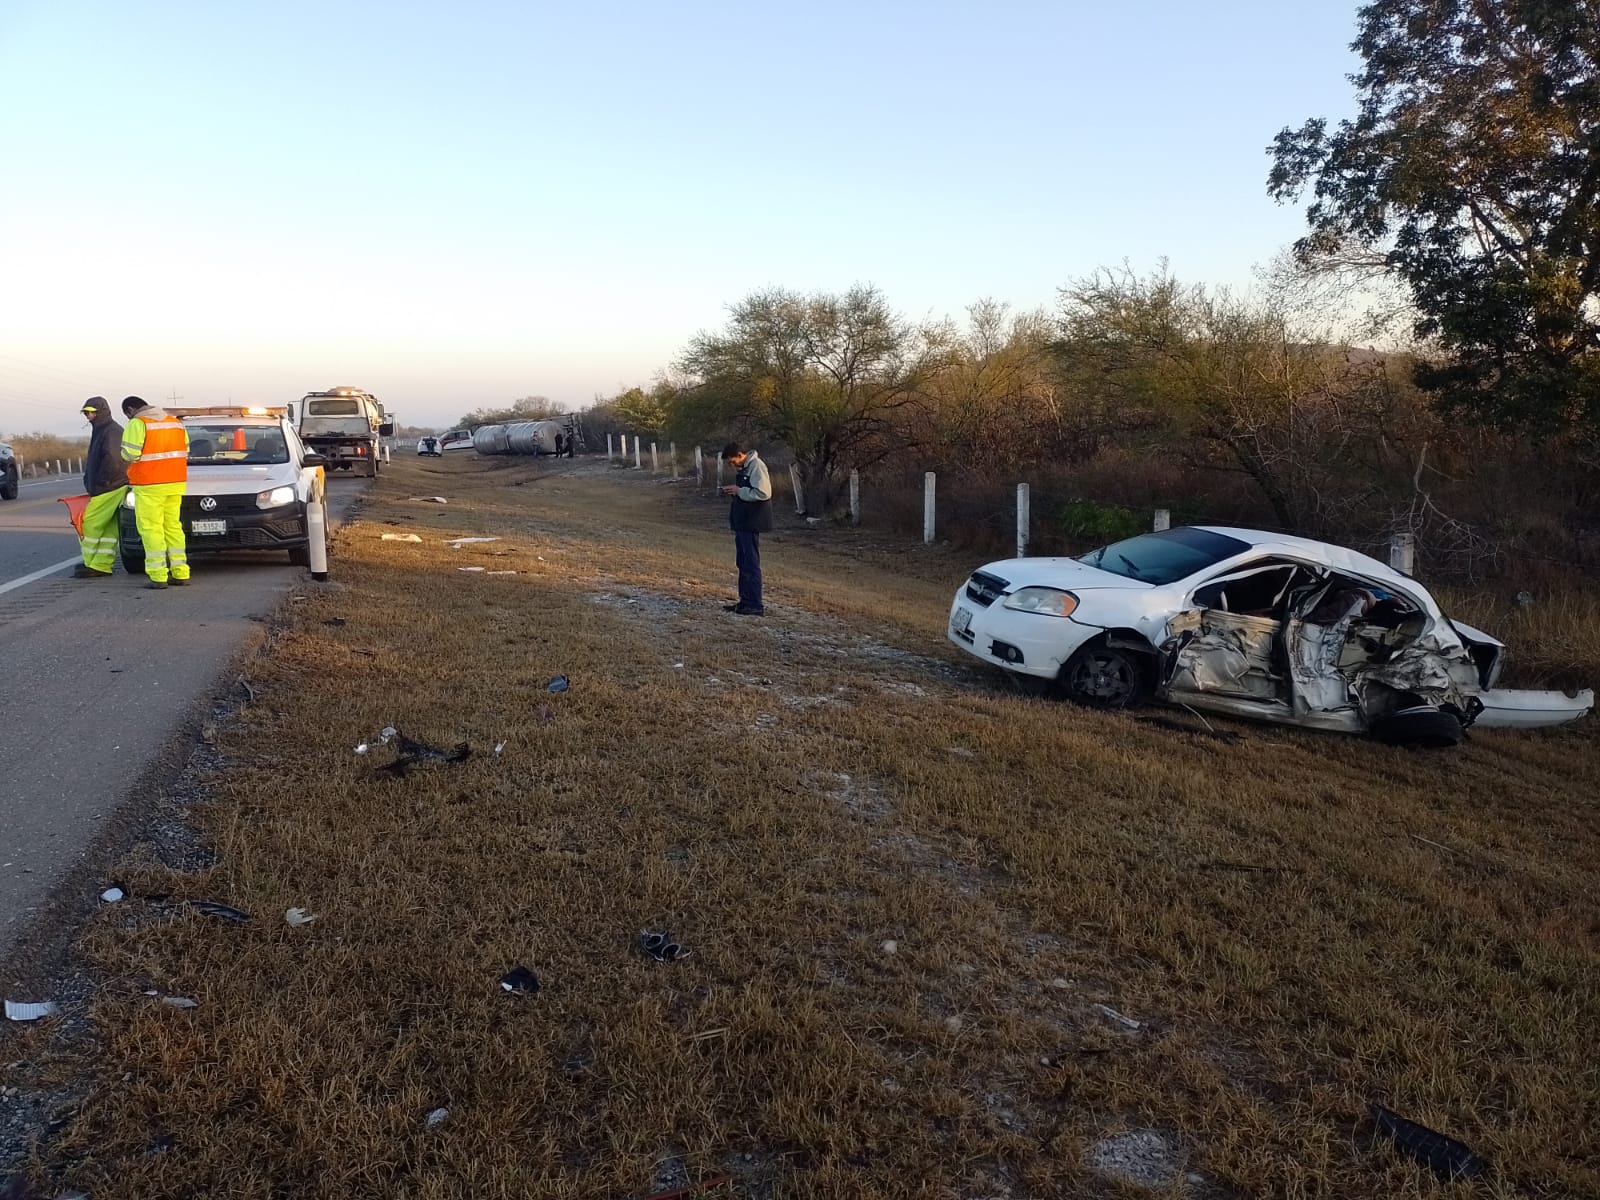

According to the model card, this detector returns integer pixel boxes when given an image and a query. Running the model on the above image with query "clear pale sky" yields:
[0,1,1363,435]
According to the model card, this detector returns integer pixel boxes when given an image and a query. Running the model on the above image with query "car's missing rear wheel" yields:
[1369,705,1465,749]
[1060,642,1149,710]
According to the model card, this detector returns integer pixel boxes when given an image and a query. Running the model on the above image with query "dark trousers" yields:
[734,530,763,611]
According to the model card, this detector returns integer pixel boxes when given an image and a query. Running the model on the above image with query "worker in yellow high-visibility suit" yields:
[73,396,130,577]
[120,396,190,589]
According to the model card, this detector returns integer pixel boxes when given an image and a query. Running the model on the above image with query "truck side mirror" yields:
[301,453,328,468]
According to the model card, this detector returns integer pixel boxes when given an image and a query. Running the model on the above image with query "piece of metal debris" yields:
[376,730,472,777]
[408,496,448,504]
[4,1000,60,1022]
[640,930,690,962]
[285,908,316,926]
[547,675,570,693]
[457,566,485,573]
[1093,1003,1142,1031]
[1369,1103,1487,1181]
[160,996,199,1009]
[448,537,499,547]
[100,886,125,903]
[499,966,540,994]
[190,899,251,924]
[380,533,423,542]
[424,1107,449,1128]
[494,741,507,754]
[354,743,369,755]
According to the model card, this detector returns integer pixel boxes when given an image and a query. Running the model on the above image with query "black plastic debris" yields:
[190,899,251,923]
[499,966,540,994]
[323,617,347,627]
[640,929,691,962]
[547,675,569,693]
[1369,1103,1488,1181]
[377,730,472,777]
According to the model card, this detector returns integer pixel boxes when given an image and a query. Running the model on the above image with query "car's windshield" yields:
[186,424,289,465]
[1078,528,1252,585]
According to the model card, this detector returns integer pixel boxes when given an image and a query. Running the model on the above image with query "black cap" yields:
[121,396,148,416]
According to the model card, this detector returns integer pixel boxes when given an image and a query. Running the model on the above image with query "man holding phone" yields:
[719,442,771,616]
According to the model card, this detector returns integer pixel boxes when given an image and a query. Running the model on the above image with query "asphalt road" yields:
[0,474,367,965]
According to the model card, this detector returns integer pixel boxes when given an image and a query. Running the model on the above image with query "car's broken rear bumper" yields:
[1472,688,1594,729]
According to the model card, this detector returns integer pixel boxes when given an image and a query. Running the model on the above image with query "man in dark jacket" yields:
[74,396,130,578]
[719,441,772,615]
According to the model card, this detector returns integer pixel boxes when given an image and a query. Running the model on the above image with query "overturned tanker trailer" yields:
[471,424,510,455]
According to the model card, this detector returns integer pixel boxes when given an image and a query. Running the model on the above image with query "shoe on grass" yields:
[731,604,765,616]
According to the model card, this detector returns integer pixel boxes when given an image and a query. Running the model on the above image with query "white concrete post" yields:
[1388,531,1416,576]
[651,442,658,473]
[1153,508,1171,532]
[849,469,860,526]
[670,442,679,479]
[634,439,642,469]
[55,459,62,474]
[606,433,613,460]
[307,484,330,582]
[923,471,936,545]
[1017,483,1030,558]
[716,453,724,488]
[789,464,805,515]
[694,446,703,484]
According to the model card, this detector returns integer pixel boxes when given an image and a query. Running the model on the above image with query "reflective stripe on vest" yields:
[126,416,189,486]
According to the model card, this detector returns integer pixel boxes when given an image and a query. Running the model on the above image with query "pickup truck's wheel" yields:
[0,466,17,500]
[1060,642,1150,710]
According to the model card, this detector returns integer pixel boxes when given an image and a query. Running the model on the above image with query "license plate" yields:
[191,519,227,534]
[952,606,973,634]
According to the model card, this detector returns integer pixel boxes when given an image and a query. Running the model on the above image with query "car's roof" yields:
[1193,526,1418,593]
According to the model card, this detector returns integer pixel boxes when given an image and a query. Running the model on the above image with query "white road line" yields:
[0,556,81,597]
[17,477,79,490]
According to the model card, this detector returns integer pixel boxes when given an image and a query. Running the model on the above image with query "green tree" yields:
[676,285,936,513]
[456,395,564,429]
[610,383,673,436]
[1268,0,1600,433]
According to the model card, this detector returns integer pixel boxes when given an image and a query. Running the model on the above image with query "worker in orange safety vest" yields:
[120,396,190,589]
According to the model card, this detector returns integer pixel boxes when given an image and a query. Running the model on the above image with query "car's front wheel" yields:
[0,467,17,501]
[1060,642,1150,710]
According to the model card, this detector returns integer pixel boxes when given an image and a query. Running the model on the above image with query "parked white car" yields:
[948,526,1592,746]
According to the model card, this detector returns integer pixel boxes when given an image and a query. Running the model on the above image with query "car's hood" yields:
[973,556,1151,592]
[185,463,297,496]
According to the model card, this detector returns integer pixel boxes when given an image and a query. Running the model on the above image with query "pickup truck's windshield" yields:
[186,423,289,465]
[1078,528,1251,585]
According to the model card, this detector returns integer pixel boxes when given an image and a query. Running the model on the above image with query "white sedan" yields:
[947,526,1592,746]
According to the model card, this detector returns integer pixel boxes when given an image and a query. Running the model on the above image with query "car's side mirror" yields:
[302,453,328,468]
[379,422,395,437]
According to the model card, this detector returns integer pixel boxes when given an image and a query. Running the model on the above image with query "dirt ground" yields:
[3,453,1596,1199]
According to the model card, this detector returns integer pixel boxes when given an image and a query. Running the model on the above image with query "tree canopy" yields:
[1268,0,1600,433]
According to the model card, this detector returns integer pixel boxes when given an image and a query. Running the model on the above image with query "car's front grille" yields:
[184,495,260,518]
[966,571,1009,608]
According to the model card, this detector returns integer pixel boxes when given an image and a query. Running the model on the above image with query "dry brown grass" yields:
[11,455,1599,1198]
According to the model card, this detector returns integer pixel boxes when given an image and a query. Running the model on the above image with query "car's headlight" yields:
[256,485,295,509]
[1002,587,1079,617]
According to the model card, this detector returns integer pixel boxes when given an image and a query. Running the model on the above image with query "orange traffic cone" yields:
[59,493,91,538]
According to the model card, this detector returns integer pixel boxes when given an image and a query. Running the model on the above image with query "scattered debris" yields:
[100,886,125,903]
[380,532,423,542]
[499,966,540,994]
[424,1107,449,1129]
[354,742,369,755]
[1088,1129,1185,1189]
[160,996,199,1009]
[457,566,486,572]
[947,745,975,758]
[640,930,690,962]
[284,908,316,926]
[1369,1103,1488,1181]
[1093,1003,1142,1032]
[494,740,507,754]
[642,1174,734,1200]
[447,537,500,547]
[547,675,570,693]
[486,570,517,576]
[376,730,472,777]
[190,899,251,923]
[323,617,347,627]
[4,1000,60,1022]
[408,496,448,504]
[672,662,685,669]
[380,726,398,741]
[880,939,898,954]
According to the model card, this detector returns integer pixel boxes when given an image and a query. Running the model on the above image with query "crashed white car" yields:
[948,526,1592,745]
